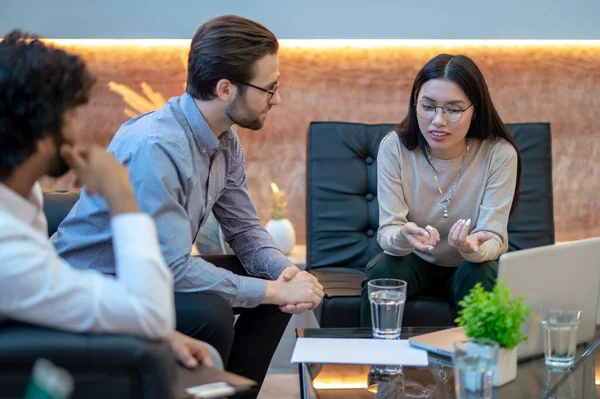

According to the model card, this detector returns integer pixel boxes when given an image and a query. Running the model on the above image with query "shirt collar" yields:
[180,93,232,155]
[0,182,42,226]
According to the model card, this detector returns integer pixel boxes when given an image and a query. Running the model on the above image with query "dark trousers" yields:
[174,256,291,399]
[360,252,498,327]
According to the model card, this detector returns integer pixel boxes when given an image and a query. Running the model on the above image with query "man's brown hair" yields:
[186,15,279,101]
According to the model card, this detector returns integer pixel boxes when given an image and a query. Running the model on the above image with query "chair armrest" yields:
[0,322,176,399]
[309,267,365,298]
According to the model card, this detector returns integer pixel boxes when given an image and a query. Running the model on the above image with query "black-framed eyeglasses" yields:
[415,100,474,123]
[228,78,279,102]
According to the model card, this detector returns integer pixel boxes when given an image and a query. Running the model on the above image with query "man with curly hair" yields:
[0,30,219,370]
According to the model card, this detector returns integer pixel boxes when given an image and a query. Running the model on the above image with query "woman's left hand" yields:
[448,219,494,253]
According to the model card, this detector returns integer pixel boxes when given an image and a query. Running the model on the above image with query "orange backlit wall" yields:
[40,40,600,245]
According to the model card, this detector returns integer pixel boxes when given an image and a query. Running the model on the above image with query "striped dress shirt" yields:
[51,93,290,308]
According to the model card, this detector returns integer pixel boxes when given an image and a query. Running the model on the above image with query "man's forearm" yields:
[173,255,267,308]
[227,229,290,280]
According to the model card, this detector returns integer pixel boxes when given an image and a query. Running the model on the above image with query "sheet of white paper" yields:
[291,338,429,366]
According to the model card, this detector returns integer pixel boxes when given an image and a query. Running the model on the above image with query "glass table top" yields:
[296,327,600,399]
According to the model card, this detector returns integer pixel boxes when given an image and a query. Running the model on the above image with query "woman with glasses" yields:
[360,54,522,326]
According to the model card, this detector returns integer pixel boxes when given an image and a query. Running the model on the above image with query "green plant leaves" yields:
[455,282,531,349]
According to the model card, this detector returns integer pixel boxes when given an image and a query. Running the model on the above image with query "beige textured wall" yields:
[41,42,600,245]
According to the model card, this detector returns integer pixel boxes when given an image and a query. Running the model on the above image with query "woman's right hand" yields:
[400,222,440,252]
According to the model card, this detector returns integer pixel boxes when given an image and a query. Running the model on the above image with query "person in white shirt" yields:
[0,30,220,370]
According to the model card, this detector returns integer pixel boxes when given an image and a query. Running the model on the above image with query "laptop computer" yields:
[408,237,600,359]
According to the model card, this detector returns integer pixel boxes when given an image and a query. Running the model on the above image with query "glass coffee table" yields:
[296,327,600,399]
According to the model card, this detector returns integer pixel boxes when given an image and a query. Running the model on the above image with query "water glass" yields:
[368,279,407,339]
[452,339,499,399]
[540,309,582,370]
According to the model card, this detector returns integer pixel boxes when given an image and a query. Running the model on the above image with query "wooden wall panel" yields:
[41,42,600,245]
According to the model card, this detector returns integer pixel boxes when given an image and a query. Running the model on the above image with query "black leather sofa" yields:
[0,190,177,399]
[307,122,555,328]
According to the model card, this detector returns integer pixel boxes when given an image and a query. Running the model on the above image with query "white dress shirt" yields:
[0,182,174,339]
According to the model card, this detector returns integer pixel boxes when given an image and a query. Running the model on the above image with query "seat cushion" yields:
[306,122,390,271]
[311,268,456,328]
[505,123,554,250]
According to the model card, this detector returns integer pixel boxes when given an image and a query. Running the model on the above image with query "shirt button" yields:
[208,195,212,201]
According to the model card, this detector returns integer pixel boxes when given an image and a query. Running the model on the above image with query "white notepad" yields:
[291,338,429,366]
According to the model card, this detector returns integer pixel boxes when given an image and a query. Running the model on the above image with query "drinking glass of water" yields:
[540,309,582,370]
[452,339,499,399]
[368,279,407,339]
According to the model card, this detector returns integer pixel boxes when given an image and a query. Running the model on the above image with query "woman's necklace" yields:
[425,140,470,219]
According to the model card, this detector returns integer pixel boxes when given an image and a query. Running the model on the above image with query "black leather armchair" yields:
[306,122,555,328]
[0,190,177,399]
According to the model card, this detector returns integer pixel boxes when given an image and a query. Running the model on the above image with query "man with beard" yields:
[0,29,175,338]
[0,30,221,371]
[51,15,324,397]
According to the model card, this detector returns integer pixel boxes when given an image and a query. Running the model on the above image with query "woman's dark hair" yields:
[0,30,95,180]
[186,15,279,101]
[394,54,522,215]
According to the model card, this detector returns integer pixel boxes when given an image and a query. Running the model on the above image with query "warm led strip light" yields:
[42,38,600,48]
[281,39,600,48]
[312,381,368,390]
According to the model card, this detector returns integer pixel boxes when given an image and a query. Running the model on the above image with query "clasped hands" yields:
[400,219,493,253]
[170,269,323,369]
[274,265,324,314]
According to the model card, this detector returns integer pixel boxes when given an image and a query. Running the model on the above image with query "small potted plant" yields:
[265,182,296,255]
[455,282,531,386]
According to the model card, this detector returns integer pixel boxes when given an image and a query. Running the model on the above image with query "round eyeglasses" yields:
[228,78,279,102]
[415,100,474,123]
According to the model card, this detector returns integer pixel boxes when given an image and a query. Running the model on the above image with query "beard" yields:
[225,95,270,131]
[47,136,70,178]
